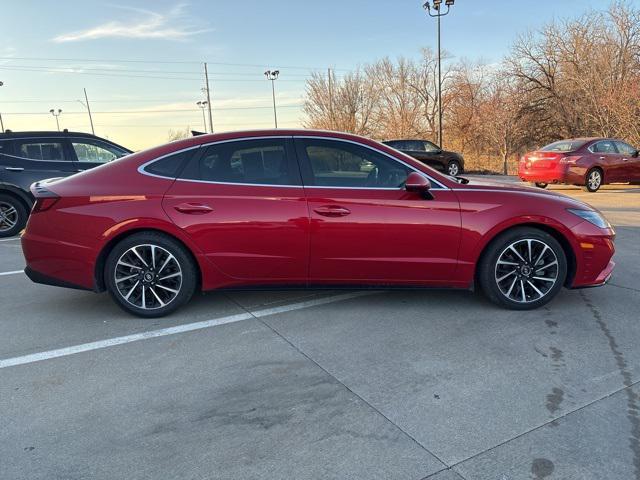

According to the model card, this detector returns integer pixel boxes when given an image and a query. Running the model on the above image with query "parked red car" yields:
[21,130,615,317]
[519,138,640,192]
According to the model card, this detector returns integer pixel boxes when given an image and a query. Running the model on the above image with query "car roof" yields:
[383,139,434,143]
[0,130,132,152]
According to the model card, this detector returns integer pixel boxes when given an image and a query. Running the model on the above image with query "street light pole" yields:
[196,101,208,132]
[264,70,280,128]
[424,0,455,148]
[49,108,62,131]
[77,88,95,135]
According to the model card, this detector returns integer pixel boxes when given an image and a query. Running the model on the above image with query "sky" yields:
[0,0,633,150]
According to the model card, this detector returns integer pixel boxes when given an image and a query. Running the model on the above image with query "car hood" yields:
[455,176,594,209]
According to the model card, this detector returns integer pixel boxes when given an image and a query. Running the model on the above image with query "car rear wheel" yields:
[478,227,567,310]
[447,160,461,176]
[583,168,603,192]
[105,232,197,318]
[0,194,28,238]
[534,182,548,189]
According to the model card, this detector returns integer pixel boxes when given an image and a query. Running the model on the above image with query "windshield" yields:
[540,140,587,152]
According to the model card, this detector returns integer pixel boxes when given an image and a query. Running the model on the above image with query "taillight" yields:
[32,197,59,213]
[30,180,60,213]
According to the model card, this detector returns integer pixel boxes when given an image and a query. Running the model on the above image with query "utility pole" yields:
[0,81,4,132]
[424,0,455,148]
[328,68,334,130]
[264,70,280,128]
[84,88,95,135]
[49,108,62,131]
[203,63,213,133]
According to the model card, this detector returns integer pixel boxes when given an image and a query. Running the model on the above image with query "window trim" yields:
[138,135,448,190]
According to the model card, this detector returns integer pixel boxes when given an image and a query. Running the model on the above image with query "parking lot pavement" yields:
[1,180,639,480]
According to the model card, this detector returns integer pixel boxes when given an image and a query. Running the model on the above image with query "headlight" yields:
[567,208,610,229]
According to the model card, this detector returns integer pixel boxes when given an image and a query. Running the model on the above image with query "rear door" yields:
[1,138,77,192]
[162,137,310,283]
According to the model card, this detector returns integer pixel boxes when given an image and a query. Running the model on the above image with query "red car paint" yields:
[519,137,640,186]
[22,130,615,295]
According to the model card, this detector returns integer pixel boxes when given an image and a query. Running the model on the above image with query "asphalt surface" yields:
[1,179,639,480]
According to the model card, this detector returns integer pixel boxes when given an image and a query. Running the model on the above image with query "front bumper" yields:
[569,222,616,288]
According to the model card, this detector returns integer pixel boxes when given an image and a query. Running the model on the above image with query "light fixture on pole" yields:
[196,101,208,132]
[423,0,455,149]
[49,108,62,132]
[264,70,280,128]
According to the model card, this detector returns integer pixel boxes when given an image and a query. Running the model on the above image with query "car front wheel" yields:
[105,232,197,317]
[534,182,548,189]
[0,194,28,238]
[478,227,567,310]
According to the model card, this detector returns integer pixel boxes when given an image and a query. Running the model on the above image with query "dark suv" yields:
[383,139,464,177]
[0,131,131,237]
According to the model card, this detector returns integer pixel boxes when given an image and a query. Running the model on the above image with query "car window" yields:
[615,141,636,156]
[300,138,410,188]
[541,140,586,152]
[592,141,617,154]
[423,141,440,152]
[143,150,194,178]
[72,140,126,163]
[15,141,67,161]
[180,139,297,185]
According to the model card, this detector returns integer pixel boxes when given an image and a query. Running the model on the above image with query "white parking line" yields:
[0,237,20,242]
[0,291,373,369]
[0,270,23,277]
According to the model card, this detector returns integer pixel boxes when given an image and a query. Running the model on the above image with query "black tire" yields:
[0,194,28,238]
[583,168,603,192]
[478,227,567,310]
[104,232,197,318]
[534,182,548,189]
[446,160,462,176]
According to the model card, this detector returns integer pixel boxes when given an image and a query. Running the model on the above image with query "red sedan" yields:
[21,130,615,317]
[519,138,640,192]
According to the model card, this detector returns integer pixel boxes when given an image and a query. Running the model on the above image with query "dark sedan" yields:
[383,139,464,176]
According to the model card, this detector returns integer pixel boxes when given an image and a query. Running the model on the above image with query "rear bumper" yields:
[518,163,587,185]
[24,265,92,291]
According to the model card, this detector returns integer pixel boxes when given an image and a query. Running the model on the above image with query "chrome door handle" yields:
[599,156,605,160]
[313,206,351,217]
[173,203,213,214]
[4,167,24,172]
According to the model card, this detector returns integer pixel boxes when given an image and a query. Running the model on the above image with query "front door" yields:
[162,137,309,283]
[614,140,640,182]
[294,137,461,285]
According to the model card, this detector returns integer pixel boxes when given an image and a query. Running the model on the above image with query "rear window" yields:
[540,140,587,152]
[143,150,194,178]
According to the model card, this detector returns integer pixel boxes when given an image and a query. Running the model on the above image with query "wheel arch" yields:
[94,227,203,292]
[474,222,577,288]
[0,185,33,213]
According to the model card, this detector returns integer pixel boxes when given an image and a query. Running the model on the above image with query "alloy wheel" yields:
[494,238,559,303]
[447,161,460,176]
[114,244,183,310]
[588,170,602,191]
[0,201,18,233]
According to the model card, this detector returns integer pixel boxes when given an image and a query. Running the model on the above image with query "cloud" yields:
[52,3,210,43]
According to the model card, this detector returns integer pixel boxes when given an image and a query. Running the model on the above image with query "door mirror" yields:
[405,172,433,199]
[633,149,639,158]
